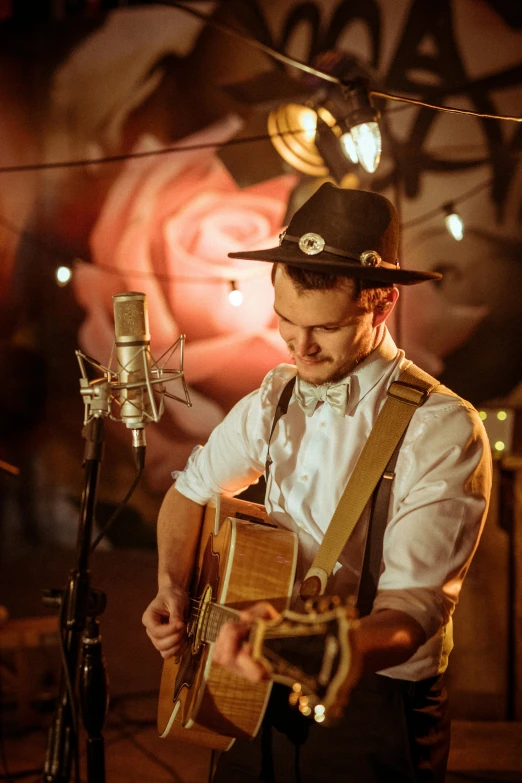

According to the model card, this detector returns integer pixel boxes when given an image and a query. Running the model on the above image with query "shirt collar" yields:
[289,326,400,417]
[345,325,399,414]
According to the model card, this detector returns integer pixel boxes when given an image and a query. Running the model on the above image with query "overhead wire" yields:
[0,170,505,294]
[401,179,494,229]
[167,1,521,122]
[0,3,519,176]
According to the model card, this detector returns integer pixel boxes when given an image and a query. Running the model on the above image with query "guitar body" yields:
[157,495,298,749]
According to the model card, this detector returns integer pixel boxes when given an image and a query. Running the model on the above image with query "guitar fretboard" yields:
[200,602,240,644]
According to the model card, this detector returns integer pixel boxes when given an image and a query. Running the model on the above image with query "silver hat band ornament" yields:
[360,250,381,267]
[279,231,400,269]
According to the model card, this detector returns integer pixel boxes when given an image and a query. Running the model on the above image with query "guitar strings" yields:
[183,599,240,643]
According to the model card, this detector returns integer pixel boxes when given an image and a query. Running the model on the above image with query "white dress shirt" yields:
[175,327,492,681]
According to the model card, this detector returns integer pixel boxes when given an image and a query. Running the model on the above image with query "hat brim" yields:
[228,246,441,285]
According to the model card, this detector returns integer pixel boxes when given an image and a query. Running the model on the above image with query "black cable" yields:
[0,688,162,781]
[0,165,504,293]
[90,466,143,553]
[103,720,156,745]
[165,0,522,124]
[0,110,518,176]
[401,178,493,229]
[107,721,184,782]
[0,130,302,175]
[55,596,81,783]
[107,697,188,782]
[0,93,517,177]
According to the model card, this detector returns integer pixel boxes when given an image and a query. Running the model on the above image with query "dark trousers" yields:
[213,674,450,783]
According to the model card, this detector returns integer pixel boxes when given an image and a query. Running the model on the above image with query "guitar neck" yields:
[200,603,240,644]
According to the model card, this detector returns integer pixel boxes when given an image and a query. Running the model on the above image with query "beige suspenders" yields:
[299,363,446,600]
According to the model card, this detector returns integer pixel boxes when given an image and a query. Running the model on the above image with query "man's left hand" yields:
[213,601,280,682]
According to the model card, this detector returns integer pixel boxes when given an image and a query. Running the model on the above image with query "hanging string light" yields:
[443,202,465,241]
[228,280,244,307]
[341,79,382,173]
[0,172,501,298]
[0,213,270,295]
[55,265,73,286]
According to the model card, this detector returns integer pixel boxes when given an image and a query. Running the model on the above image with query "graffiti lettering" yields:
[383,0,513,215]
[226,0,520,217]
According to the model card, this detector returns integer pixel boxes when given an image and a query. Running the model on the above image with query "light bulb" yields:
[228,282,243,307]
[350,121,381,173]
[444,209,464,241]
[56,265,72,286]
[340,132,359,164]
[298,107,317,141]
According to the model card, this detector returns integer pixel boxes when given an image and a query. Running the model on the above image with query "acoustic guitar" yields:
[157,495,358,750]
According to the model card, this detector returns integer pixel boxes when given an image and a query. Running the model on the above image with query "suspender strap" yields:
[300,363,441,600]
[356,432,405,617]
[265,376,296,481]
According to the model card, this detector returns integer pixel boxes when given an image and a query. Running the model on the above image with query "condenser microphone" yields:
[112,292,153,467]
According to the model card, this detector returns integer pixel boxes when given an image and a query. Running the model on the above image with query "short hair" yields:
[271,263,394,312]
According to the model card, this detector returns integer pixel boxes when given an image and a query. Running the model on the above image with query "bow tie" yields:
[294,377,350,417]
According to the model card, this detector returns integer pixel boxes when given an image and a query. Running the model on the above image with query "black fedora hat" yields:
[228,183,441,285]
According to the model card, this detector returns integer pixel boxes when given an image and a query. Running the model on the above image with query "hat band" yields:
[282,232,400,270]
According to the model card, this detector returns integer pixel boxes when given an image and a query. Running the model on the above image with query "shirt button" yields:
[301,474,309,482]
[320,421,327,428]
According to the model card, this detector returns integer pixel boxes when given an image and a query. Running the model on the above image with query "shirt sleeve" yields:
[174,365,295,505]
[373,396,492,641]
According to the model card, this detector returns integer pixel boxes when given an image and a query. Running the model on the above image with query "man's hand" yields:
[213,601,280,682]
[142,585,188,659]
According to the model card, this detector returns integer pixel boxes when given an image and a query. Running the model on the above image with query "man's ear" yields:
[373,287,399,327]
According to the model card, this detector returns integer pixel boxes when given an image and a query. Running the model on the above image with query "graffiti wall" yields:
[0,0,521,551]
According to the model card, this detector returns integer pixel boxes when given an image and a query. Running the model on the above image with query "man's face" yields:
[273,266,379,385]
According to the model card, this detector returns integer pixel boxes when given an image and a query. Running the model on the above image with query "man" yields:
[143,184,491,781]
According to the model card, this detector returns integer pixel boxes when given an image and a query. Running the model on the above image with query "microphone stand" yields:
[41,324,191,782]
[42,404,109,782]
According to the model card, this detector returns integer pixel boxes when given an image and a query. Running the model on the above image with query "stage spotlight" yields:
[268,103,343,177]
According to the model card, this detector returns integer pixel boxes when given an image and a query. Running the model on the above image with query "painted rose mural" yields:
[1,0,521,736]
[0,0,521,501]
[73,116,297,486]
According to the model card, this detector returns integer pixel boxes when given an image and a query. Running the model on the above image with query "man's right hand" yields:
[142,585,188,659]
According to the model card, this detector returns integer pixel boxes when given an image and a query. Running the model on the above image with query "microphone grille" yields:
[113,292,149,339]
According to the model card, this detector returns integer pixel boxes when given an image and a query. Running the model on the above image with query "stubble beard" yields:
[292,339,376,386]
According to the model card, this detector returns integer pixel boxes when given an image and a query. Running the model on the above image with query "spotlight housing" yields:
[268,103,343,177]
